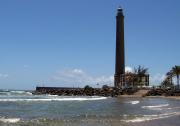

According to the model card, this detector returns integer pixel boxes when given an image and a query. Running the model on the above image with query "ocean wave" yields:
[165,107,180,110]
[25,92,33,95]
[0,97,107,102]
[0,92,11,96]
[127,101,140,105]
[10,91,25,93]
[0,90,32,96]
[10,91,32,95]
[0,117,20,123]
[0,89,9,92]
[123,112,180,123]
[142,104,169,109]
[46,94,59,97]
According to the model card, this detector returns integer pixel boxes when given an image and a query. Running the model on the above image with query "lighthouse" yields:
[114,7,125,87]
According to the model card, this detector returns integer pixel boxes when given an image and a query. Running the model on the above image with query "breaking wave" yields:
[123,112,180,123]
[127,100,140,105]
[0,90,32,96]
[0,96,107,102]
[10,90,32,95]
[0,117,20,123]
[142,104,169,109]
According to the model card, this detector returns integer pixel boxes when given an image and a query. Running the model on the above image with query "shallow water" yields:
[0,90,179,126]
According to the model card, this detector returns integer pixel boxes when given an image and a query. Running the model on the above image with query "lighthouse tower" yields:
[114,7,125,87]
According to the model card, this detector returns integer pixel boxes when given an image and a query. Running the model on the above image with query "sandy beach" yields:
[117,89,180,100]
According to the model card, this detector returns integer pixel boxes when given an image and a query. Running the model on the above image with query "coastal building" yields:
[125,73,149,87]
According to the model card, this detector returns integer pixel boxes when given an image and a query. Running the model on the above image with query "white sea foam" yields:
[10,91,25,93]
[123,112,180,123]
[46,94,59,97]
[0,118,20,123]
[145,107,163,110]
[127,101,140,105]
[142,104,169,109]
[26,92,32,95]
[166,107,180,110]
[123,117,153,122]
[0,97,107,102]
[10,91,32,95]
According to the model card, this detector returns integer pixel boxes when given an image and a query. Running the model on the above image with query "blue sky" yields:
[0,0,180,89]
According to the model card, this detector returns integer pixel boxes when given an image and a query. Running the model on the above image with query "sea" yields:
[0,89,179,126]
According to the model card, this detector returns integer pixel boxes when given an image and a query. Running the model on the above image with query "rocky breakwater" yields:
[33,85,139,97]
[145,88,180,96]
[34,86,120,97]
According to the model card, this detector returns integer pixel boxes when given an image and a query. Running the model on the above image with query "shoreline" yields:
[147,96,180,100]
[118,95,180,100]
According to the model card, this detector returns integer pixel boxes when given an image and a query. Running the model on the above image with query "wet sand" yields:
[118,95,180,100]
[127,115,180,126]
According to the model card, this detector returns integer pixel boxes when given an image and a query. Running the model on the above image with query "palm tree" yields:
[134,65,148,86]
[166,70,173,86]
[134,65,148,76]
[161,77,173,89]
[172,65,180,89]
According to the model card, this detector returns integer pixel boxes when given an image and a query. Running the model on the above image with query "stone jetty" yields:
[33,86,139,97]
[145,88,180,96]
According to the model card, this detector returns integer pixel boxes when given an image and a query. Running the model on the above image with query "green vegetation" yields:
[161,65,180,89]
[125,65,149,87]
[172,65,180,89]
[134,65,148,76]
